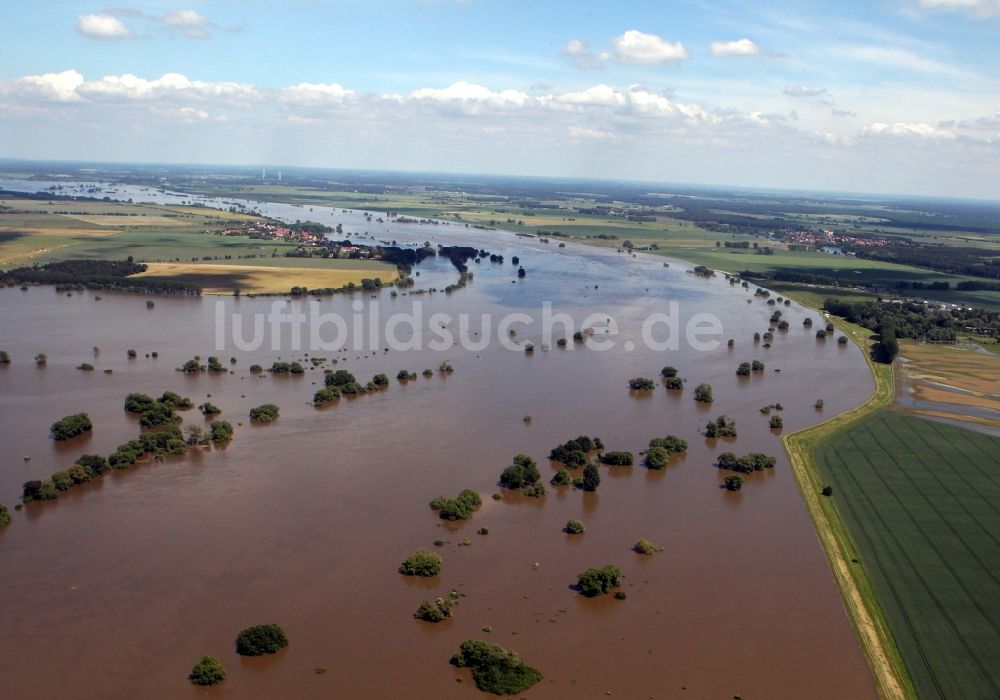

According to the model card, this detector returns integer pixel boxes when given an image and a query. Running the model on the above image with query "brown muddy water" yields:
[0,196,875,698]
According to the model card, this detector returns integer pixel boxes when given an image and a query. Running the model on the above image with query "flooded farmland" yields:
[0,185,877,699]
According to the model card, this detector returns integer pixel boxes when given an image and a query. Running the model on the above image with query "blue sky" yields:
[1,0,998,197]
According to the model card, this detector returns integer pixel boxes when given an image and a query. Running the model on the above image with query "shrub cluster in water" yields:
[577,565,623,597]
[124,391,193,428]
[694,383,713,402]
[599,451,634,466]
[50,413,93,441]
[705,415,737,439]
[499,454,545,497]
[399,548,442,577]
[430,489,482,520]
[717,452,777,473]
[413,591,460,622]
[549,435,603,466]
[249,403,280,423]
[450,640,543,695]
[565,518,585,534]
[189,656,226,686]
[628,377,655,391]
[178,356,226,373]
[633,538,662,555]
[644,435,688,469]
[269,361,304,374]
[320,368,386,397]
[235,624,289,656]
[0,503,11,527]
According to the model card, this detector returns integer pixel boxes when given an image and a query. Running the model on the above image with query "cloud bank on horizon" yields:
[1,0,998,198]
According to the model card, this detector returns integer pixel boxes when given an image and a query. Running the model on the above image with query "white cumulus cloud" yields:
[280,82,355,105]
[708,38,761,56]
[160,10,216,38]
[76,14,132,40]
[612,30,690,64]
[863,122,954,138]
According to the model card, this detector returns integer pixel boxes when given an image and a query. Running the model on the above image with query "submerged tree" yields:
[50,413,92,441]
[399,548,442,577]
[694,383,713,402]
[576,565,622,597]
[235,624,289,656]
[189,656,226,686]
[450,640,543,695]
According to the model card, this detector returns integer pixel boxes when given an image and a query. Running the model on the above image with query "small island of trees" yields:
[717,452,777,473]
[50,413,93,441]
[577,564,623,597]
[633,538,662,555]
[399,548,442,577]
[694,383,713,402]
[599,451,634,466]
[189,656,226,686]
[430,489,482,520]
[249,403,280,423]
[0,503,11,527]
[724,474,745,491]
[414,592,460,622]
[450,640,543,695]
[705,415,737,438]
[549,436,603,466]
[582,463,601,492]
[628,377,655,391]
[235,624,289,656]
[644,435,688,469]
[565,518,585,534]
[499,454,545,497]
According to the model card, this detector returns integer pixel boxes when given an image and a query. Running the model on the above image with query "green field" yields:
[815,411,1000,699]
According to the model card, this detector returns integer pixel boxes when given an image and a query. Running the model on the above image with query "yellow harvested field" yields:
[135,262,398,294]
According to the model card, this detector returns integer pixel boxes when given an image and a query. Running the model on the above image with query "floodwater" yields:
[0,183,877,699]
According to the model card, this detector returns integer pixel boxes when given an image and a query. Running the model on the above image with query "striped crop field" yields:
[815,411,1000,699]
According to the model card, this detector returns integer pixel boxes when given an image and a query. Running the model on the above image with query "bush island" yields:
[500,454,543,494]
[414,595,456,623]
[724,474,745,491]
[633,538,662,555]
[549,436,603,466]
[235,624,289,656]
[717,452,777,473]
[577,565,622,597]
[430,489,482,521]
[705,415,737,439]
[51,413,92,441]
[189,656,226,686]
[249,404,280,423]
[399,548,442,576]
[450,640,543,695]
[599,451,634,466]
